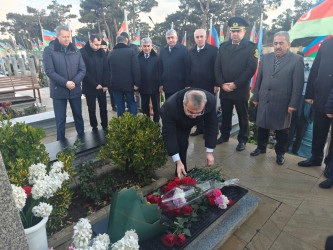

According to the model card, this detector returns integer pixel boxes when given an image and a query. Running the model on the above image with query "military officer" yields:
[214,17,258,151]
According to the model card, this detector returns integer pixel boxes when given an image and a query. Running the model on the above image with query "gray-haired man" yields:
[159,29,190,100]
[138,37,161,123]
[43,25,86,141]
[160,89,218,178]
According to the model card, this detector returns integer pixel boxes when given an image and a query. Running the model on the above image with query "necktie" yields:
[145,54,149,59]
[169,47,172,53]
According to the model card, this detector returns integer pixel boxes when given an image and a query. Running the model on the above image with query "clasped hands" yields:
[96,84,108,92]
[222,82,236,92]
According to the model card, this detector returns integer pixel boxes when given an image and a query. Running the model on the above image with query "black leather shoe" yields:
[190,130,203,136]
[298,158,321,167]
[250,148,266,156]
[319,179,333,189]
[236,142,246,151]
[217,136,229,145]
[324,165,330,178]
[276,154,285,165]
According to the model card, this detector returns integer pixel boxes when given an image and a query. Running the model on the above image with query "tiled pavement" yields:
[19,88,333,249]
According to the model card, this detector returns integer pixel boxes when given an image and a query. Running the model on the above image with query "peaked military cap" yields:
[228,17,249,31]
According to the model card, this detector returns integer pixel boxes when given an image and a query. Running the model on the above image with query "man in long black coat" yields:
[160,89,218,178]
[159,29,190,100]
[138,37,161,123]
[215,17,257,151]
[107,35,141,117]
[80,34,109,131]
[189,28,219,136]
[298,37,333,182]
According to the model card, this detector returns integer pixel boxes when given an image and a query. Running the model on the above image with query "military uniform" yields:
[214,17,258,147]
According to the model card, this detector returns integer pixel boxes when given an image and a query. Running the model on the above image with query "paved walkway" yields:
[17,87,333,249]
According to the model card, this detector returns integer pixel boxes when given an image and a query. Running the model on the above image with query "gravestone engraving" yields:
[0,152,29,249]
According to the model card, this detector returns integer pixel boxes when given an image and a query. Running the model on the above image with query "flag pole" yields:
[171,22,174,30]
[124,9,128,35]
[209,19,212,44]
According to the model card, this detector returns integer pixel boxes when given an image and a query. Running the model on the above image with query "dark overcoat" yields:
[253,50,304,130]
[305,37,333,114]
[43,39,86,99]
[160,88,218,157]
[107,43,140,92]
[189,43,218,94]
[159,42,190,94]
[138,49,160,95]
[80,42,109,95]
[214,37,257,101]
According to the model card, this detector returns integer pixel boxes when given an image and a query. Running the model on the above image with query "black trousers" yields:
[165,92,174,100]
[257,127,289,155]
[174,128,191,176]
[86,93,108,129]
[141,93,160,123]
[312,111,333,164]
[220,98,249,143]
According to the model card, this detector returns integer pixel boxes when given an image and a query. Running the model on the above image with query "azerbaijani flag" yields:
[250,25,256,42]
[250,24,263,92]
[181,32,186,46]
[31,41,39,51]
[289,0,333,40]
[43,29,56,46]
[152,43,160,53]
[6,43,14,51]
[0,42,7,51]
[103,31,109,47]
[14,44,20,50]
[38,39,44,48]
[220,27,224,43]
[117,18,127,36]
[18,44,25,50]
[132,30,140,46]
[75,39,85,49]
[303,35,332,57]
[207,24,220,48]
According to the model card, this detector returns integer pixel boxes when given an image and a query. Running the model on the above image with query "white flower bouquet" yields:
[10,161,69,228]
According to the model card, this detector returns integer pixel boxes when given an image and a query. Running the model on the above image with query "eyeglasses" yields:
[184,106,205,117]
[195,35,205,39]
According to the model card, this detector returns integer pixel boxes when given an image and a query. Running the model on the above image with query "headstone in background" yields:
[10,55,19,76]
[17,58,27,76]
[4,57,13,76]
[0,152,29,249]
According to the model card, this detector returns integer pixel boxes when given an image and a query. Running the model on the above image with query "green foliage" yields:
[99,113,167,185]
[46,140,80,232]
[187,167,224,182]
[0,115,49,186]
[77,161,115,202]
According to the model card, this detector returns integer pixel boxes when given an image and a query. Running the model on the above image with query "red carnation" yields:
[212,189,222,197]
[161,234,175,247]
[167,181,178,190]
[228,198,233,206]
[174,177,182,186]
[23,186,32,197]
[168,208,182,217]
[161,186,170,194]
[181,177,196,185]
[175,234,186,246]
[207,196,216,206]
[181,206,193,215]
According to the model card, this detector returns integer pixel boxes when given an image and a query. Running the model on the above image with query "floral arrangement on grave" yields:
[60,218,139,250]
[10,161,69,228]
[146,176,238,247]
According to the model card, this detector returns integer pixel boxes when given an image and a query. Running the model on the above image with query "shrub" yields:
[47,140,80,233]
[0,115,49,185]
[77,161,115,202]
[99,113,167,185]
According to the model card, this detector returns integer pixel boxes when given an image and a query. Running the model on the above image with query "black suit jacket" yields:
[160,88,218,156]
[189,43,218,94]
